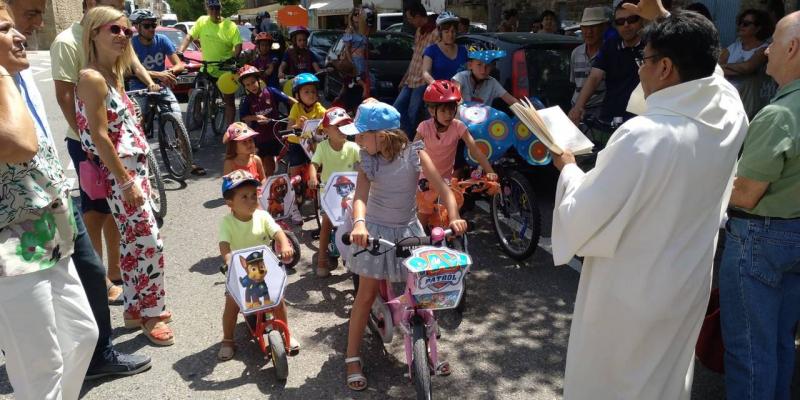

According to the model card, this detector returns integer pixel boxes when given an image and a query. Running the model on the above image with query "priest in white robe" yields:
[551,6,749,400]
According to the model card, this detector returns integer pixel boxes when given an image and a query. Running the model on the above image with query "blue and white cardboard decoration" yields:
[402,246,472,310]
[226,245,287,315]
[321,171,358,227]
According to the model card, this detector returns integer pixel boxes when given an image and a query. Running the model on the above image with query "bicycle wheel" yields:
[210,90,227,136]
[273,231,301,269]
[186,88,206,149]
[158,113,194,181]
[146,150,167,223]
[490,170,540,260]
[267,330,289,380]
[412,321,432,400]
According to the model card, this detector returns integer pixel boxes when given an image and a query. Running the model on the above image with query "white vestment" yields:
[553,74,748,400]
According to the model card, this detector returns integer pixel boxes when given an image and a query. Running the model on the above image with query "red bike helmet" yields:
[237,64,261,83]
[254,32,273,43]
[423,80,462,104]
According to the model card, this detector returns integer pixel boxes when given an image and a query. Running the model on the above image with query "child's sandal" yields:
[217,339,236,361]
[345,357,367,391]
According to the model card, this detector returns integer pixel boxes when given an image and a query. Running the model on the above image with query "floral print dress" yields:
[75,79,166,319]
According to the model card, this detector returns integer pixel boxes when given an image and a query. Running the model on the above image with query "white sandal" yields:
[345,357,367,391]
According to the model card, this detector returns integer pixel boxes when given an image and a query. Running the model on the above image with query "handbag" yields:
[695,288,725,373]
[79,154,109,200]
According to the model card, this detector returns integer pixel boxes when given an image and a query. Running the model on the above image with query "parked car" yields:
[172,21,194,34]
[323,31,414,105]
[385,21,487,34]
[160,13,177,27]
[155,27,202,99]
[308,29,343,64]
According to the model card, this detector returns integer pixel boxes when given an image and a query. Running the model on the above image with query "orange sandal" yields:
[142,317,175,346]
[124,310,173,329]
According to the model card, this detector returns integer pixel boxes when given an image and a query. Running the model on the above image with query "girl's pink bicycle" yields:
[341,226,471,400]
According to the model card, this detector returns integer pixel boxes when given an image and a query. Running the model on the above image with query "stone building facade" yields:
[40,0,82,51]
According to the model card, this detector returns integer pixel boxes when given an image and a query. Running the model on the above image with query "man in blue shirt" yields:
[129,9,206,175]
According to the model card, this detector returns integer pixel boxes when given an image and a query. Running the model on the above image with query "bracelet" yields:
[120,179,135,190]
[353,218,366,225]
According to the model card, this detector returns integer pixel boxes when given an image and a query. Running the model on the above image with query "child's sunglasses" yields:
[101,23,133,38]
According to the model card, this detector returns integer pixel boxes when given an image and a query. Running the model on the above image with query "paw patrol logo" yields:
[404,247,471,291]
[418,267,464,291]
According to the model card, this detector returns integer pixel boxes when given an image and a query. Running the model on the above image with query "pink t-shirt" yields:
[416,118,467,179]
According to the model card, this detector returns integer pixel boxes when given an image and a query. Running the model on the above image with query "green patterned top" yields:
[0,73,76,277]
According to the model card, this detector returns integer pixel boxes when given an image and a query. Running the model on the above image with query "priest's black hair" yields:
[641,10,720,83]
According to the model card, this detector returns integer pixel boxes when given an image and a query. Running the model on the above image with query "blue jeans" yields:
[719,216,800,400]
[70,198,115,367]
[393,85,427,139]
[132,87,182,121]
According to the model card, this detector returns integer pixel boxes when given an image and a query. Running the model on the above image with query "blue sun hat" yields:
[339,101,401,136]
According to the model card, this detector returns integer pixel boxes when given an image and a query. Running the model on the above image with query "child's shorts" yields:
[287,144,310,167]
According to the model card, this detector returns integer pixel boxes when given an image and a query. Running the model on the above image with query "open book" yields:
[510,98,595,156]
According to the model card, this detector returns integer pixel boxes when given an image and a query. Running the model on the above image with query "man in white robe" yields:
[551,4,749,399]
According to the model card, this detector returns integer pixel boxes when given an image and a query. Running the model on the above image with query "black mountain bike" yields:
[180,55,238,149]
[128,88,194,181]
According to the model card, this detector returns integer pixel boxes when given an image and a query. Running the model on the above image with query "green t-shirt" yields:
[311,139,361,187]
[736,79,800,218]
[189,16,242,77]
[219,209,281,251]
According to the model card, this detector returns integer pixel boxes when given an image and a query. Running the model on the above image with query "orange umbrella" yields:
[276,5,308,27]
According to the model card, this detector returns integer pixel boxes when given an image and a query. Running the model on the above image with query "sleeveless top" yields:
[233,155,263,181]
[359,141,424,227]
[75,80,150,159]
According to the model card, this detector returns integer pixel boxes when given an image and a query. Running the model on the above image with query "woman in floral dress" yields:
[75,6,173,346]
[0,4,98,397]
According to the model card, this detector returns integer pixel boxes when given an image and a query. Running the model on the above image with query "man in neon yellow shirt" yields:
[178,0,242,127]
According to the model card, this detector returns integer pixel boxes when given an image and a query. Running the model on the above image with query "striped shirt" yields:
[400,22,439,88]
[570,43,605,110]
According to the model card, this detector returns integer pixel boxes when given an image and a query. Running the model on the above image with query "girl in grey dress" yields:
[338,101,467,391]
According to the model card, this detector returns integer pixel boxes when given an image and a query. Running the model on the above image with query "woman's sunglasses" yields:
[101,23,133,38]
[614,15,642,26]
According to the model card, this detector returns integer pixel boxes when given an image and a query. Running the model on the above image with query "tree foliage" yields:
[170,0,244,21]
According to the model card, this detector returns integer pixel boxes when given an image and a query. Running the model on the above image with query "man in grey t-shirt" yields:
[570,7,607,118]
[452,47,517,106]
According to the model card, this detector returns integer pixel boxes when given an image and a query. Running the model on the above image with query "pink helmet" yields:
[237,64,261,83]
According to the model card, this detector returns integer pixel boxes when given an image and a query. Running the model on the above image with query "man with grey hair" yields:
[570,7,608,120]
[720,11,800,399]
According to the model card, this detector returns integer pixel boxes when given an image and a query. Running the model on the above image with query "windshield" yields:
[367,34,413,60]
[310,32,342,52]
[525,46,574,110]
[157,29,197,51]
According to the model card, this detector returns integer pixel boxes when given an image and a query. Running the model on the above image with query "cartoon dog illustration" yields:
[239,251,272,309]
[333,176,355,220]
[268,177,288,218]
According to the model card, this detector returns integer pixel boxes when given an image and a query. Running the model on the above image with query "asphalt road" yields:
[0,51,766,400]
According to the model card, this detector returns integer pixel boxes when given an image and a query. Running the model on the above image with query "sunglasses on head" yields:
[102,23,133,38]
[614,15,642,26]
[141,22,157,29]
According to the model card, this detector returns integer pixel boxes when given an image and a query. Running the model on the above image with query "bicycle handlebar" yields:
[341,228,456,249]
[125,88,167,97]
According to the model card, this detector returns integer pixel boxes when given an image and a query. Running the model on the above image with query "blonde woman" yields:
[75,6,173,346]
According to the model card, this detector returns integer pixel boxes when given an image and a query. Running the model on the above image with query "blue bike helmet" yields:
[293,73,319,94]
[467,44,507,64]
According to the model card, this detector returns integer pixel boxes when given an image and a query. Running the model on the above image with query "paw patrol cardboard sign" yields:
[403,246,472,311]
[300,119,322,159]
[260,174,295,221]
[321,172,358,227]
[226,245,287,315]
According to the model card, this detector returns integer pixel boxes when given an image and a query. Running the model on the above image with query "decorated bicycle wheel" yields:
[512,117,551,166]
[458,102,514,165]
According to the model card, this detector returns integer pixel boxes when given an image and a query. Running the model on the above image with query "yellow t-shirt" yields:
[50,22,85,141]
[189,16,242,77]
[218,209,281,251]
[288,102,326,123]
[311,140,360,186]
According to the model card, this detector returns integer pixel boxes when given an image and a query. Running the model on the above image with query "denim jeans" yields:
[393,85,428,139]
[70,198,115,367]
[132,87,182,121]
[719,216,800,400]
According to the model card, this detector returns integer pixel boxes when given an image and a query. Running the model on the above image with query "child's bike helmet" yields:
[423,80,462,104]
[254,32,273,43]
[436,11,459,27]
[292,73,319,94]
[237,64,261,83]
[288,26,310,40]
[467,43,507,64]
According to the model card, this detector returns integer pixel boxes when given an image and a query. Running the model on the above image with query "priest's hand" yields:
[553,150,576,171]
[622,0,669,21]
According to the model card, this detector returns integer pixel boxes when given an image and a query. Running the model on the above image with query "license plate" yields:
[177,75,194,84]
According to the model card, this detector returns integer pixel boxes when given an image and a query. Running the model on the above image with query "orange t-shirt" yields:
[416,118,467,179]
[233,155,263,182]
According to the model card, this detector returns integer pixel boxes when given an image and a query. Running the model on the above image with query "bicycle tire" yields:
[186,88,206,149]
[211,90,227,136]
[268,330,289,380]
[412,321,432,400]
[490,169,540,260]
[158,113,194,181]
[146,150,167,223]
[273,231,302,269]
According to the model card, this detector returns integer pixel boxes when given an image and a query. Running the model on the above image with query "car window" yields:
[368,34,413,60]
[311,32,341,51]
[525,47,574,110]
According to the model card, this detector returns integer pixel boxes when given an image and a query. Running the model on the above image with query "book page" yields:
[510,100,594,156]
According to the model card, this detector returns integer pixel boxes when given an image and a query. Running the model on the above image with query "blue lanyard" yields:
[16,74,48,137]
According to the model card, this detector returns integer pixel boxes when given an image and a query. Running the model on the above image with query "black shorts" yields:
[287,143,309,167]
[66,138,111,215]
